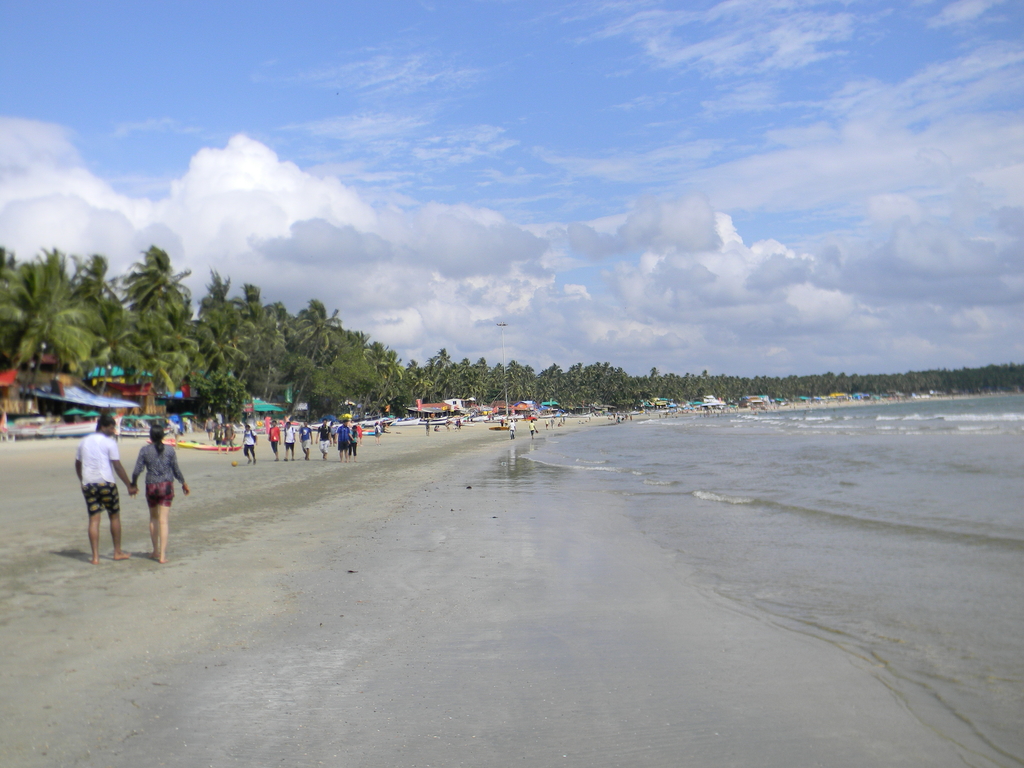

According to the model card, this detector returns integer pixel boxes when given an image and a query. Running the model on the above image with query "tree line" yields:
[2,246,1023,418]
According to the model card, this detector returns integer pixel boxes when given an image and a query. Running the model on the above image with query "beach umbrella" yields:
[181,411,195,416]
[82,410,101,417]
[252,400,284,412]
[64,408,88,416]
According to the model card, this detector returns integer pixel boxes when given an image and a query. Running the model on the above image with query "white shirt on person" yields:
[76,432,120,484]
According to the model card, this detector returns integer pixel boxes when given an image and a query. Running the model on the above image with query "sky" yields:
[1,0,1023,377]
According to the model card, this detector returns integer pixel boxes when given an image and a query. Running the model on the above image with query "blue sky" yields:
[2,1,1023,376]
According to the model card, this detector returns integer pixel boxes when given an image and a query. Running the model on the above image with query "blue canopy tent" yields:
[30,385,140,410]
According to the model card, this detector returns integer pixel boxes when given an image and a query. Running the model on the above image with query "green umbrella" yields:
[181,411,195,416]
[81,410,101,417]
[252,400,284,412]
[64,408,88,416]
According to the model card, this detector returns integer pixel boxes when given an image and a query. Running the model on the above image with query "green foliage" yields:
[2,242,1024,418]
[190,370,249,420]
[0,249,95,373]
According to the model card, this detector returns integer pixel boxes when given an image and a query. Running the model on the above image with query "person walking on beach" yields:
[529,419,537,439]
[318,420,331,460]
[75,414,138,565]
[132,425,189,564]
[346,420,358,462]
[223,421,235,448]
[283,420,297,461]
[509,419,516,440]
[337,420,352,463]
[374,420,382,445]
[299,421,312,460]
[268,420,281,461]
[243,424,257,463]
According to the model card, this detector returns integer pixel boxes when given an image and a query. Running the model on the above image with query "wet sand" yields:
[0,421,965,766]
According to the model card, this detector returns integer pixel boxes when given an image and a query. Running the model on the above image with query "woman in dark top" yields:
[132,425,190,563]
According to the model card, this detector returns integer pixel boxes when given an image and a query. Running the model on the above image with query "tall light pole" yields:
[497,322,509,420]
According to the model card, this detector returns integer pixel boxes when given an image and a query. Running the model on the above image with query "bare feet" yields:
[90,557,100,565]
[113,551,131,560]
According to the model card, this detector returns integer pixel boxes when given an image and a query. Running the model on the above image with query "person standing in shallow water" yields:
[132,425,190,564]
[75,414,138,564]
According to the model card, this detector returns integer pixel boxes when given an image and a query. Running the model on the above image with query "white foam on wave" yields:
[942,413,1024,422]
[692,490,754,505]
[643,479,673,486]
[875,414,937,421]
[524,456,627,473]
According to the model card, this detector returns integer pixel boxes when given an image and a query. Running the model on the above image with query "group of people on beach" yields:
[240,418,380,464]
[75,415,189,565]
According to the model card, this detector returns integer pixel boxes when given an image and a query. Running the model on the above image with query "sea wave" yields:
[692,490,754,505]
[875,414,933,421]
[523,456,625,473]
[941,413,1024,422]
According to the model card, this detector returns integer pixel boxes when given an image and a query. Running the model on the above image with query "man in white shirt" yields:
[283,420,297,461]
[75,414,138,564]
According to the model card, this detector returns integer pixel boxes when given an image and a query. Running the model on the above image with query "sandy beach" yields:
[0,418,967,767]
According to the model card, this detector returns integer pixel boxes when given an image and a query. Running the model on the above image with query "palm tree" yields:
[198,270,231,318]
[87,299,140,393]
[0,250,95,376]
[71,254,120,304]
[196,306,246,373]
[133,300,199,393]
[295,299,343,366]
[124,246,191,313]
[364,341,404,411]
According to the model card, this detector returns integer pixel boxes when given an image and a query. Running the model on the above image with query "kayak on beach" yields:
[176,441,241,452]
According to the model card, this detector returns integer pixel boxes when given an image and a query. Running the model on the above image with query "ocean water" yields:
[514,396,1024,767]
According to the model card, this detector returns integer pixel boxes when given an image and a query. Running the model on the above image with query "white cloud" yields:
[289,49,479,96]
[928,0,1006,28]
[2,118,1024,376]
[112,117,202,138]
[545,42,1024,223]
[592,0,856,76]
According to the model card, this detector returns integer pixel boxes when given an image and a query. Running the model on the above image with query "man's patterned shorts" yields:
[82,482,120,516]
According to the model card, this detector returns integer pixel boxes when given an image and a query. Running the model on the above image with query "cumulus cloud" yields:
[566,194,720,259]
[2,117,1023,376]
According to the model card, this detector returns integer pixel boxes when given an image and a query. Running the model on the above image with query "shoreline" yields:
[1,416,970,765]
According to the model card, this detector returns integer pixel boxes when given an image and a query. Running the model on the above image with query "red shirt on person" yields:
[268,425,281,442]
